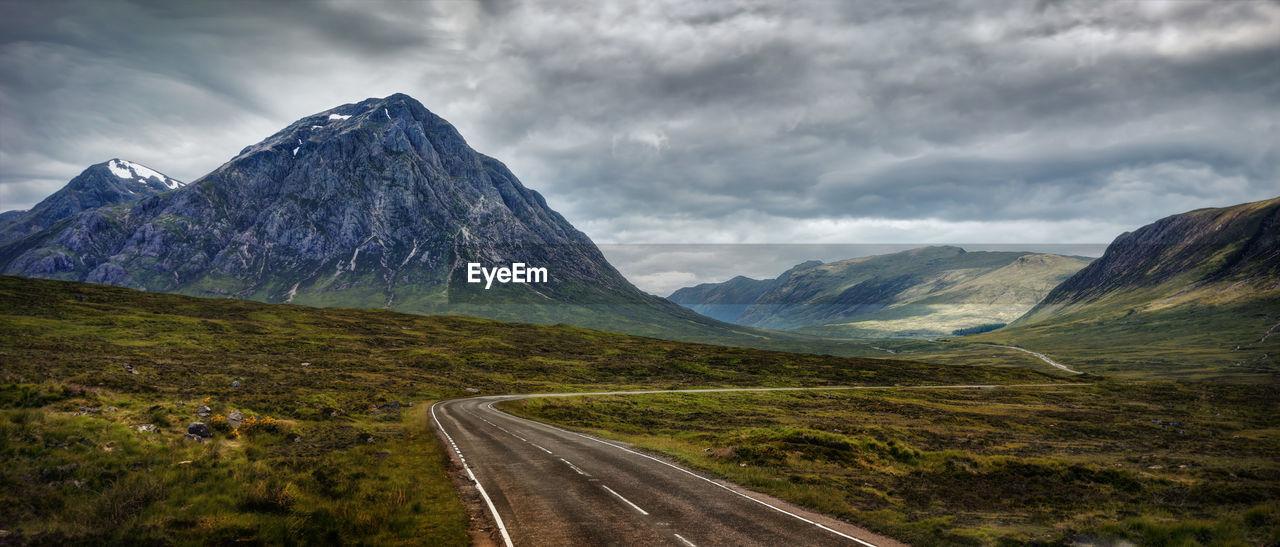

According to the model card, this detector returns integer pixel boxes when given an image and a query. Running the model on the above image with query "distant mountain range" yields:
[0,159,184,245]
[668,260,820,324]
[0,94,745,339]
[665,195,1278,374]
[670,246,1092,338]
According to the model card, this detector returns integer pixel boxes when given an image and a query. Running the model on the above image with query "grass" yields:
[0,275,1066,543]
[0,276,1058,397]
[8,274,1267,544]
[500,383,1280,546]
[0,386,468,544]
[971,292,1280,381]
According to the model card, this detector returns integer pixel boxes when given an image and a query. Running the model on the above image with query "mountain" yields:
[0,94,746,339]
[0,159,184,244]
[669,247,1092,338]
[1022,196,1280,319]
[985,197,1280,377]
[668,260,820,323]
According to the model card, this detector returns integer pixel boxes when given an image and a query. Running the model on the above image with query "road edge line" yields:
[431,401,515,547]
[490,400,877,546]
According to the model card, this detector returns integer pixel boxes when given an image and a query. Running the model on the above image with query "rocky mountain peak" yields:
[1,93,727,338]
[0,159,183,244]
[233,93,465,165]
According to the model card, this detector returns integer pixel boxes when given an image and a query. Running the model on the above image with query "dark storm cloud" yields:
[450,0,1278,235]
[0,0,448,205]
[1,0,1277,292]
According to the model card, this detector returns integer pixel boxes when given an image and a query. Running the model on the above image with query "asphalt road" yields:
[430,388,950,546]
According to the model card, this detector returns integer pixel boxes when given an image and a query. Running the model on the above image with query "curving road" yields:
[994,345,1081,374]
[431,385,1083,546]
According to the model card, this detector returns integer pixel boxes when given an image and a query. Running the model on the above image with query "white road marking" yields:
[502,383,1084,398]
[560,458,589,476]
[431,402,514,547]
[454,385,1089,546]
[530,442,553,454]
[490,402,878,546]
[674,533,697,547]
[600,484,649,515]
[472,410,531,442]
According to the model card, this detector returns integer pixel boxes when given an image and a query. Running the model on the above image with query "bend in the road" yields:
[432,383,1090,546]
[995,345,1081,374]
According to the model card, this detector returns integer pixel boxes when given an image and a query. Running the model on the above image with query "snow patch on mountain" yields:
[106,160,134,179]
[108,159,184,189]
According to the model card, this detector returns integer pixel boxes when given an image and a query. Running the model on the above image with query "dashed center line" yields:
[600,484,649,515]
[456,392,933,545]
[492,403,878,546]
[473,413,527,440]
[472,410,559,456]
[451,402,705,546]
[560,458,589,476]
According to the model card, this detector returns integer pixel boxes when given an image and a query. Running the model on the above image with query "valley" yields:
[670,197,1280,380]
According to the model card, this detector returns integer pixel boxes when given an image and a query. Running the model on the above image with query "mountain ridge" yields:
[980,196,1280,377]
[0,159,184,245]
[668,260,823,323]
[1022,196,1280,320]
[669,246,1092,338]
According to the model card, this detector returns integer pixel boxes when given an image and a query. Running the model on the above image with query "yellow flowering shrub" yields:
[235,415,284,437]
[209,413,232,432]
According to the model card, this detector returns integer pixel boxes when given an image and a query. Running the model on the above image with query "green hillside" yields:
[974,197,1280,378]
[800,252,1091,338]
[674,246,1091,338]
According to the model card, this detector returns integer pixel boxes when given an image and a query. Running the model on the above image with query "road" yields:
[995,345,1081,374]
[431,384,1082,546]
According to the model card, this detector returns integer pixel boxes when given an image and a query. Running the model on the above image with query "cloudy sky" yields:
[1,0,1277,294]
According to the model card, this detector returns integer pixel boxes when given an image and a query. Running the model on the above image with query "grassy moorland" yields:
[971,294,1280,382]
[0,275,1060,543]
[501,384,1280,545]
[860,296,1279,383]
[0,390,466,544]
